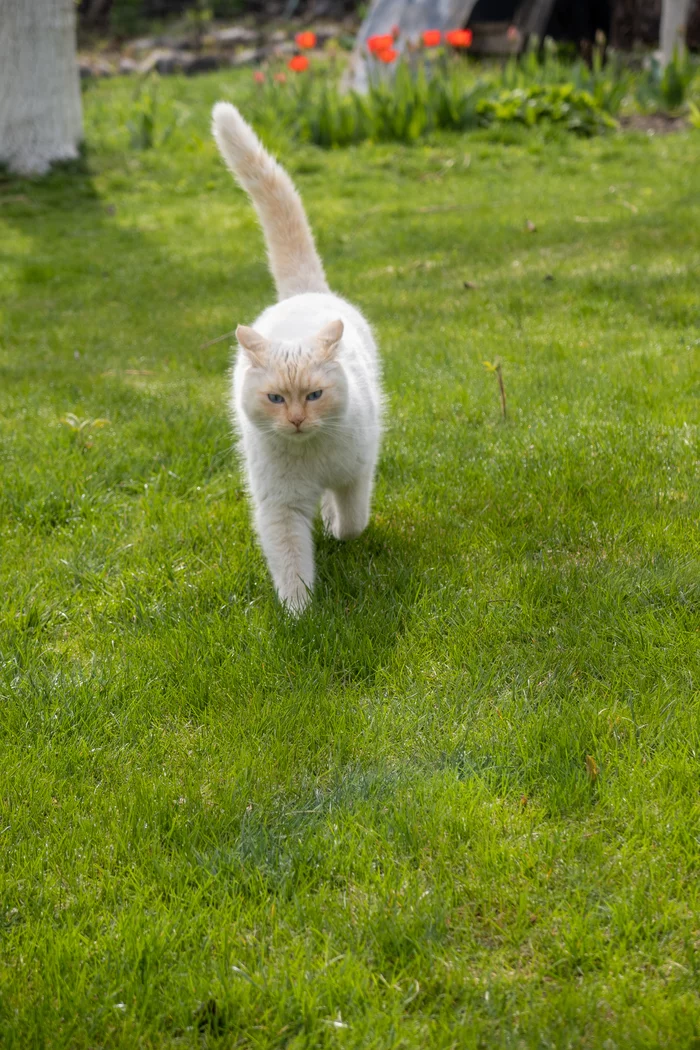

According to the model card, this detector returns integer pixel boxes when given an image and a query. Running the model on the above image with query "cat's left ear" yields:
[236,325,269,367]
[315,319,344,361]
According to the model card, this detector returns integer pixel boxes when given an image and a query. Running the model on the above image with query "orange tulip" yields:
[274,72,287,83]
[422,29,441,46]
[367,34,394,54]
[295,31,317,49]
[253,70,265,83]
[377,47,398,63]
[445,28,472,48]
[288,55,310,72]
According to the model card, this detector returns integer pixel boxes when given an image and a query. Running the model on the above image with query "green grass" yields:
[1,71,699,1049]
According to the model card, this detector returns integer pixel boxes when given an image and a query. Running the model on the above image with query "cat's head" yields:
[236,319,347,441]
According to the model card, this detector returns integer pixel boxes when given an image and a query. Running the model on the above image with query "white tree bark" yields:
[0,0,83,176]
[659,0,693,66]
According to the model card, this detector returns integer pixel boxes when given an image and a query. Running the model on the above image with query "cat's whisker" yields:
[316,423,383,434]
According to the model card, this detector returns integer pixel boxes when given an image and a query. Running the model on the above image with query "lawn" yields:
[1,70,699,1049]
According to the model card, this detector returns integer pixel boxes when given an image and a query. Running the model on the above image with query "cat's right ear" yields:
[236,325,269,368]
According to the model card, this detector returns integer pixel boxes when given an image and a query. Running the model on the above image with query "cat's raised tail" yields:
[212,102,329,301]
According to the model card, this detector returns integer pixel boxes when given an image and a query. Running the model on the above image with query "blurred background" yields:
[76,0,700,50]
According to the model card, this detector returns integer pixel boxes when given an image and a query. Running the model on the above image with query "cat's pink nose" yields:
[289,415,305,429]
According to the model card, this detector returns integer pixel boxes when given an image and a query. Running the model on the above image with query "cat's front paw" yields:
[321,487,368,541]
[278,581,312,616]
[321,492,340,539]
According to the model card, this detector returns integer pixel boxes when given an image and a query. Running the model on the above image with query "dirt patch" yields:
[619,113,689,135]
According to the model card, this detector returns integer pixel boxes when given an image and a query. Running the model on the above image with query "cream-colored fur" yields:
[212,102,383,614]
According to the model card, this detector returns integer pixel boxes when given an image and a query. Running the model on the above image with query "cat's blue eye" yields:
[306,390,323,402]
[267,393,285,404]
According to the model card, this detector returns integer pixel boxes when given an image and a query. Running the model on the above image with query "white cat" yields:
[212,102,383,614]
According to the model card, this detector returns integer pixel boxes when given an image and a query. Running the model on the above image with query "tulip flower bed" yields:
[243,32,699,147]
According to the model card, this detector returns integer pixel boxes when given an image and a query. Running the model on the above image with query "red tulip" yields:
[391,23,400,39]
[253,70,265,83]
[367,34,394,54]
[288,55,310,72]
[377,47,398,63]
[445,28,472,48]
[295,31,316,49]
[422,29,441,47]
[274,72,287,83]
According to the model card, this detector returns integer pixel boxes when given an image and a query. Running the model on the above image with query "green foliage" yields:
[477,84,617,136]
[247,50,617,150]
[636,50,698,112]
[300,82,372,148]
[659,50,695,109]
[501,38,632,117]
[127,85,157,150]
[126,75,182,150]
[426,63,486,131]
[368,61,431,143]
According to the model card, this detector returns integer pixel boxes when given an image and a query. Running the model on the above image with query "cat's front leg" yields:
[254,500,315,614]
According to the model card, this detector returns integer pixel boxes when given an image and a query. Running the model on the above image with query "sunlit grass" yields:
[0,70,699,1048]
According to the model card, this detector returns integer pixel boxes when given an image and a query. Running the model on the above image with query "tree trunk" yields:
[659,0,692,62]
[0,0,83,176]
